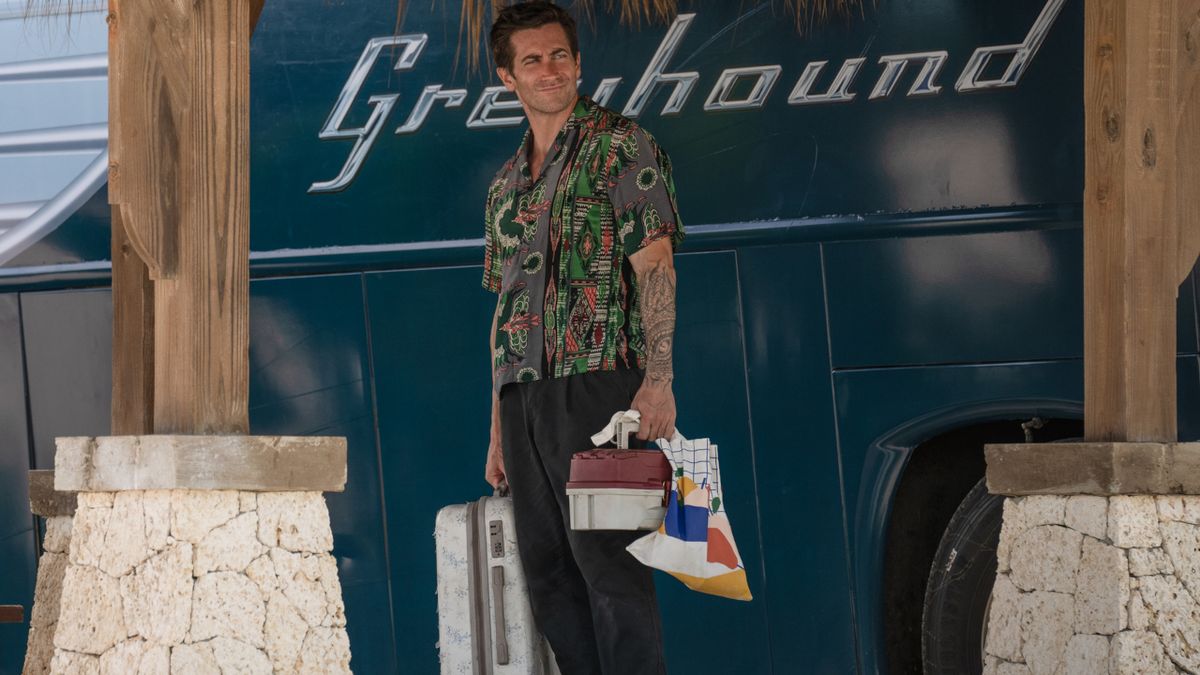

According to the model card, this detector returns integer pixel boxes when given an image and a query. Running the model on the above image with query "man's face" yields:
[497,23,581,117]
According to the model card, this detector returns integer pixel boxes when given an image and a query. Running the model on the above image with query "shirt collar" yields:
[515,96,594,182]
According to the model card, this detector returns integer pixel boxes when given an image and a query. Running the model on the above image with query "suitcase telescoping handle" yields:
[490,566,510,665]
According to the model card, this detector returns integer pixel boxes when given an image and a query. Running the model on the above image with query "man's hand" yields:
[485,438,506,490]
[631,379,676,442]
[485,393,506,490]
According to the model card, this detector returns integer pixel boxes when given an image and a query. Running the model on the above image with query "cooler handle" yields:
[491,565,510,665]
[590,410,686,448]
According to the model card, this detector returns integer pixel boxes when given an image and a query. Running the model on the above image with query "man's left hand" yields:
[631,379,676,442]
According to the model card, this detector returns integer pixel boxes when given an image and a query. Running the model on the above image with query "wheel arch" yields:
[859,399,1084,674]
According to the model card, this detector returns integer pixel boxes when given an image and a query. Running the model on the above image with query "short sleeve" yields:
[481,180,504,293]
[607,128,685,256]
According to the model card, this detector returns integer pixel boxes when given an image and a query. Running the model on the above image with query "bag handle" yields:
[590,409,686,448]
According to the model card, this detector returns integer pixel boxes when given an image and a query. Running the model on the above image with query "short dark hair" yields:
[489,2,579,72]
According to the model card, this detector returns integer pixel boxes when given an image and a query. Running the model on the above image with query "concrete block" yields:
[54,435,347,492]
[28,470,76,517]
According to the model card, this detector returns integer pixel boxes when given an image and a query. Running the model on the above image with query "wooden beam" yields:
[152,0,251,434]
[1176,0,1200,284]
[0,605,22,624]
[108,0,251,434]
[1084,0,1192,442]
[251,0,266,35]
[110,205,154,435]
[106,0,183,280]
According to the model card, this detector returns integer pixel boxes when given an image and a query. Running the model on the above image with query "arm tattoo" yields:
[639,260,676,385]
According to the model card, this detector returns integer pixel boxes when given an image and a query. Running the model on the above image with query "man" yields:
[481,2,683,673]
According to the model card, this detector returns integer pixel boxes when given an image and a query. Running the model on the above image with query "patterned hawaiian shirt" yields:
[483,96,684,390]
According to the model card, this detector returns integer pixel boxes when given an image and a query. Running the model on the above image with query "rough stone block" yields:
[195,512,266,575]
[299,626,352,675]
[53,565,126,654]
[239,491,257,512]
[1129,548,1174,577]
[246,554,278,599]
[1019,591,1074,675]
[119,542,193,645]
[28,470,76,517]
[271,549,345,628]
[1138,574,1200,672]
[1110,631,1168,674]
[44,515,72,554]
[996,664,1032,675]
[76,492,113,508]
[55,435,347,492]
[1075,536,1129,634]
[170,490,238,543]
[170,643,219,675]
[1160,522,1200,600]
[30,550,68,630]
[1155,496,1200,524]
[142,491,170,552]
[998,497,1067,573]
[985,574,1023,662]
[1010,525,1082,593]
[98,492,150,577]
[68,502,111,568]
[1110,497,1162,548]
[1128,590,1153,631]
[1063,634,1109,675]
[1065,495,1108,540]
[23,624,54,675]
[257,493,334,553]
[98,639,151,675]
[265,592,308,673]
[190,571,266,647]
[134,645,169,675]
[210,636,272,674]
[50,650,100,675]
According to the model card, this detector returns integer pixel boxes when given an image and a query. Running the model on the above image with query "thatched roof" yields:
[25,0,872,73]
[452,0,871,71]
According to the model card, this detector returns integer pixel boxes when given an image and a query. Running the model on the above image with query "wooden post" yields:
[1083,0,1200,442]
[108,0,253,434]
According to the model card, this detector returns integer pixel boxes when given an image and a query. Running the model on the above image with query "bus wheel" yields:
[921,478,1004,674]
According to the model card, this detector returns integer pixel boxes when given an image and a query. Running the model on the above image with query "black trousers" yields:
[499,369,666,675]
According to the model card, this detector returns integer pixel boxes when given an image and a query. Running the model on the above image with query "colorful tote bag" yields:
[591,411,753,601]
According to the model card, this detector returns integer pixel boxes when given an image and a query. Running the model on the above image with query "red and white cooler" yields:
[566,417,671,530]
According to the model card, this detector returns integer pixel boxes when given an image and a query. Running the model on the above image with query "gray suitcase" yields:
[435,495,559,674]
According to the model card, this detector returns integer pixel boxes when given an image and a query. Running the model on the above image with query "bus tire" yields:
[921,477,1004,674]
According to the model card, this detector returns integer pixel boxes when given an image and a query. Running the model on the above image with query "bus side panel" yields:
[0,294,36,673]
[824,228,1086,369]
[20,289,112,470]
[738,244,858,674]
[825,228,1200,371]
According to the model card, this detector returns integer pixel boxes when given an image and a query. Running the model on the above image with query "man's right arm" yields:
[485,302,506,490]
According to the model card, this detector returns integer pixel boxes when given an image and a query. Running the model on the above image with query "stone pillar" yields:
[983,442,1200,674]
[24,470,77,675]
[45,435,352,674]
